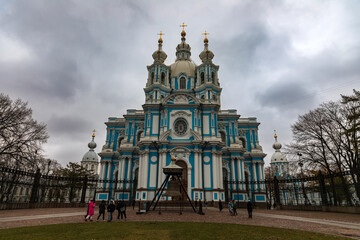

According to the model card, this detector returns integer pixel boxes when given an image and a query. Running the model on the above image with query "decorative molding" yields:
[170,110,192,118]
[174,95,188,104]
[218,122,226,131]
[159,130,171,141]
[238,129,246,136]
[190,129,202,141]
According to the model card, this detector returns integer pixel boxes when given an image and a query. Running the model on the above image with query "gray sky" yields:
[1,0,359,167]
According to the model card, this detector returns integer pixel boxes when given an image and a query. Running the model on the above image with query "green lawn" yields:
[0,222,350,240]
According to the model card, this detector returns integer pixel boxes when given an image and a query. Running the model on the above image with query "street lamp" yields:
[297,154,309,205]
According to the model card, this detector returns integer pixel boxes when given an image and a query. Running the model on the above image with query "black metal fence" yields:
[1,166,359,210]
[0,166,134,209]
[226,170,360,208]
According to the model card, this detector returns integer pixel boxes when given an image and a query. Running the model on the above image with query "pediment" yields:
[163,93,199,105]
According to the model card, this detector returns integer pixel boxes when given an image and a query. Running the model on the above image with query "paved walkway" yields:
[0,207,359,239]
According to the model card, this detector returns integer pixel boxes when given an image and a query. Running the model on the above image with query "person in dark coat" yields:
[219,200,223,212]
[233,200,237,216]
[119,201,127,221]
[198,201,204,215]
[97,200,106,221]
[107,200,115,222]
[116,201,121,220]
[247,201,253,219]
[132,199,136,210]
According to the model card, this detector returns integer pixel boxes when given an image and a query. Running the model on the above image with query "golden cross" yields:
[92,129,96,137]
[180,22,188,31]
[157,31,165,39]
[202,31,209,39]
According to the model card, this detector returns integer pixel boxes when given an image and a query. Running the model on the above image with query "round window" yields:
[174,118,188,136]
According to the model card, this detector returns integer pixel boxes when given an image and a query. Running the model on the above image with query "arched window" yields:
[220,131,226,143]
[212,95,217,101]
[180,77,186,89]
[161,72,165,84]
[200,72,204,84]
[201,95,205,100]
[137,131,143,143]
[211,72,215,84]
[118,137,124,149]
[151,72,154,84]
[239,137,246,149]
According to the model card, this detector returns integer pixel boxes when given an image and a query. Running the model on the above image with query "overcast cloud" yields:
[1,0,359,166]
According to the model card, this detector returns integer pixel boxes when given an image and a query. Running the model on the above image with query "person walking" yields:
[85,199,95,222]
[107,200,115,222]
[233,200,238,216]
[219,200,223,212]
[247,200,253,219]
[116,201,121,220]
[132,199,136,210]
[228,200,233,216]
[119,201,127,221]
[97,200,106,221]
[198,201,204,215]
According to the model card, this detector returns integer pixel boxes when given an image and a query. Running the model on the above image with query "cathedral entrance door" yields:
[175,160,187,201]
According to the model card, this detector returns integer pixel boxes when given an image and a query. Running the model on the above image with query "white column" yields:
[199,152,203,189]
[106,162,111,190]
[252,163,258,191]
[218,155,223,189]
[187,165,192,198]
[212,152,217,189]
[138,154,143,189]
[194,151,199,188]
[236,159,241,190]
[117,160,121,189]
[240,159,244,190]
[121,158,126,189]
[143,152,149,189]
[231,158,236,190]
[126,158,132,189]
[157,151,163,188]
[261,164,265,191]
[101,162,105,180]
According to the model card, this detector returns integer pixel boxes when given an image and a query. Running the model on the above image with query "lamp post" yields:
[297,154,309,205]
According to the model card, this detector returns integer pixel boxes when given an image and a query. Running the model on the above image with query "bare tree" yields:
[0,93,48,169]
[286,90,360,203]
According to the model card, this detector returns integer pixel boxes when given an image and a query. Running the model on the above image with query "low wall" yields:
[0,202,86,210]
[280,205,360,214]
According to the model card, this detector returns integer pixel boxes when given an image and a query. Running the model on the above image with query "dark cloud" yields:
[257,80,316,111]
[1,0,360,166]
[47,114,92,137]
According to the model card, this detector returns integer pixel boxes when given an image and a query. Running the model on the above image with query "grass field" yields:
[0,222,350,240]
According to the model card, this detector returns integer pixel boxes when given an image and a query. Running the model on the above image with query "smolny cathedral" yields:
[85,25,269,204]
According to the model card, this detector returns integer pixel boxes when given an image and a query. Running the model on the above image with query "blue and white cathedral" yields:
[97,26,267,204]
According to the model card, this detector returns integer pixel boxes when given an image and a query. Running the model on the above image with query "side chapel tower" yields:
[270,131,289,178]
[97,24,267,204]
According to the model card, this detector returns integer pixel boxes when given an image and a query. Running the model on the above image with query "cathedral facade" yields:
[97,27,266,203]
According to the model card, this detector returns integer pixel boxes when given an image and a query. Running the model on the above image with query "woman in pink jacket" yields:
[85,199,95,222]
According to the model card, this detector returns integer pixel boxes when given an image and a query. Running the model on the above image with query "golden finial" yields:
[180,22,188,36]
[202,31,209,42]
[274,130,277,140]
[180,22,188,31]
[157,31,164,43]
[92,129,96,138]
